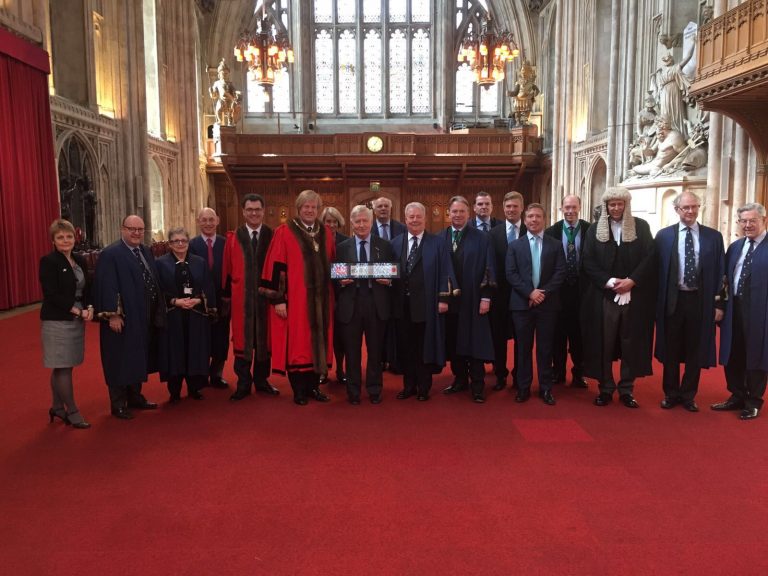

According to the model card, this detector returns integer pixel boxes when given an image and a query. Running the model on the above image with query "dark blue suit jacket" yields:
[372,219,406,240]
[189,234,226,297]
[506,233,566,312]
[720,236,768,370]
[654,223,724,367]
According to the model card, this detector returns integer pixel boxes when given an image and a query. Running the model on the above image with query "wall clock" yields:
[366,135,384,153]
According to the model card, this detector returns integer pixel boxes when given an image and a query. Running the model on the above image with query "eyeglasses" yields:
[123,226,145,233]
[738,218,761,226]
[169,239,189,244]
[676,205,699,212]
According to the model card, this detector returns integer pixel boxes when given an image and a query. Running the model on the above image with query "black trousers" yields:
[398,298,434,397]
[287,371,320,401]
[600,298,634,396]
[552,284,584,382]
[342,289,384,400]
[490,302,514,383]
[233,354,271,393]
[662,290,703,401]
[512,306,557,394]
[724,298,767,410]
[108,383,148,411]
[167,374,206,397]
[445,312,485,394]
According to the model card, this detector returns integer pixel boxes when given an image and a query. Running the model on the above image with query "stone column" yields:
[605,0,622,186]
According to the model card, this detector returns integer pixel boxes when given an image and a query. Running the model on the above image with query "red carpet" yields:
[1,308,767,575]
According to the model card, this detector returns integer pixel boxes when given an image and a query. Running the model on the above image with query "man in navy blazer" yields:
[94,215,162,419]
[371,196,407,240]
[468,191,500,231]
[544,194,590,389]
[654,191,724,412]
[334,205,394,404]
[188,208,230,389]
[506,203,566,405]
[713,202,768,420]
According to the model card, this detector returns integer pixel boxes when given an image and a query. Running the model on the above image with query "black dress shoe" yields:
[492,377,506,391]
[552,377,566,385]
[515,389,531,403]
[443,381,467,394]
[711,398,743,411]
[348,397,361,405]
[570,378,589,389]
[311,389,330,402]
[472,393,485,404]
[541,390,556,405]
[209,377,229,389]
[229,389,250,401]
[168,394,181,404]
[682,401,699,412]
[739,408,759,420]
[370,395,382,404]
[255,381,280,395]
[594,393,612,406]
[293,397,308,406]
[620,394,639,408]
[660,397,678,409]
[129,400,158,410]
[111,407,134,420]
[338,376,349,386]
[416,394,429,401]
[396,390,415,400]
[189,390,204,400]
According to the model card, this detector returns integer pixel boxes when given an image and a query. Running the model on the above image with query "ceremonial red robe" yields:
[260,220,335,375]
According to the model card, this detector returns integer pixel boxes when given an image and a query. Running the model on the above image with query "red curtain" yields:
[0,29,59,310]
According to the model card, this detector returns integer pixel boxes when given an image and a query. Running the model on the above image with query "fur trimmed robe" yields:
[222,225,272,361]
[260,219,335,375]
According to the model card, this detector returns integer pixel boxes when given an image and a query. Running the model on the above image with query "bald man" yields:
[189,208,230,389]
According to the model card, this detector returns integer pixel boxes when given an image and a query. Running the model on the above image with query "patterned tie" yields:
[736,239,755,297]
[530,235,541,288]
[481,221,488,232]
[507,224,516,245]
[381,223,389,241]
[406,236,419,275]
[565,225,578,284]
[683,227,698,288]
[132,247,158,303]
[206,237,214,270]
[452,229,460,252]
[251,230,258,251]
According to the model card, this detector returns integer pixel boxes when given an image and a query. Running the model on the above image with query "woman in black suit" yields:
[322,206,349,385]
[156,227,215,403]
[39,219,92,429]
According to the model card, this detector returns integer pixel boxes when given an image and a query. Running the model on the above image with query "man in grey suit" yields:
[506,203,566,405]
[334,205,395,404]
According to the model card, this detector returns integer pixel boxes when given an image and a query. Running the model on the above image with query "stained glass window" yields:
[313,0,433,117]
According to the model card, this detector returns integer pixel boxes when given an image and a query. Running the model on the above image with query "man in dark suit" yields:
[94,215,161,419]
[506,203,566,405]
[469,191,500,231]
[391,202,455,401]
[442,196,495,403]
[222,194,278,401]
[544,194,590,389]
[334,205,395,404]
[713,202,768,420]
[371,196,406,374]
[488,190,526,390]
[655,191,724,412]
[371,196,407,241]
[189,207,229,389]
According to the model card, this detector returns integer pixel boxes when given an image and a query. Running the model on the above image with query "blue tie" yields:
[530,235,541,288]
[507,225,516,244]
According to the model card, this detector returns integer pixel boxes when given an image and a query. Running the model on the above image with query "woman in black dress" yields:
[39,219,92,429]
[156,227,215,403]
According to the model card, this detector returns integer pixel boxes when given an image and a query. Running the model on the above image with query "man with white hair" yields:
[581,187,657,408]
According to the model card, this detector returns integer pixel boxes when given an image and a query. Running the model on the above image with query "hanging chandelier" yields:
[233,11,294,87]
[457,19,520,88]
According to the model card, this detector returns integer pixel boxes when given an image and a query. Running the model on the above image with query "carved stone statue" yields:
[508,60,540,125]
[209,59,242,126]
[628,94,658,168]
[628,116,687,178]
[650,46,695,139]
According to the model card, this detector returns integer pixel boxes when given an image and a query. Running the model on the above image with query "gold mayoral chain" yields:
[296,219,320,252]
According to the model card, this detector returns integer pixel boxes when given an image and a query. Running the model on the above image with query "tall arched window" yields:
[454,0,502,118]
[313,0,433,117]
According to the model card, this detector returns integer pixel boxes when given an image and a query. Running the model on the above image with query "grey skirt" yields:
[41,320,85,368]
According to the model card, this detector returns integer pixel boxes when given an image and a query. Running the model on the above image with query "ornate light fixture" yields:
[233,9,294,87]
[457,19,520,88]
